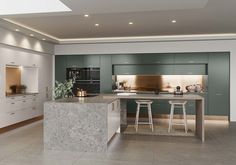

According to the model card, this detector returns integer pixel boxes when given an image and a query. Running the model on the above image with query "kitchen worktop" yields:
[48,95,117,104]
[49,93,204,104]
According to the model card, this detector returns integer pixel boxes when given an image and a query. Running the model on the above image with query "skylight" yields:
[0,0,71,15]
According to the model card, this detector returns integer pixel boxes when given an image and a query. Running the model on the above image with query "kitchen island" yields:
[44,94,204,152]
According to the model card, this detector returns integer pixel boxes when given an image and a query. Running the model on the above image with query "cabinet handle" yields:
[124,61,129,64]
[188,72,193,75]
[188,60,195,63]
[11,103,15,105]
[10,112,15,115]
[155,61,161,64]
[22,100,26,102]
[10,97,15,100]
[216,93,222,96]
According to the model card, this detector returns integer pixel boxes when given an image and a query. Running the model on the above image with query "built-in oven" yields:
[66,68,100,93]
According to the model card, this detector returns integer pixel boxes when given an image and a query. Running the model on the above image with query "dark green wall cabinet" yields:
[113,64,173,75]
[208,52,230,116]
[112,54,174,64]
[55,56,67,82]
[100,55,112,93]
[173,64,207,75]
[55,52,230,117]
[174,53,208,64]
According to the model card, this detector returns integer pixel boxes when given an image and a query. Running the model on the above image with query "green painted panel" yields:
[112,54,143,64]
[208,52,230,116]
[112,54,174,64]
[175,53,208,64]
[84,55,100,67]
[174,64,207,75]
[55,56,67,82]
[66,55,84,68]
[141,53,174,64]
[113,64,173,75]
[100,55,112,93]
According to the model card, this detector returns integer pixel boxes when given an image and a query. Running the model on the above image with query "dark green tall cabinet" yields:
[208,52,230,116]
[100,55,112,93]
[55,56,67,82]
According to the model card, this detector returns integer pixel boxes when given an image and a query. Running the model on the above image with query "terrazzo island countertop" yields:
[44,95,120,152]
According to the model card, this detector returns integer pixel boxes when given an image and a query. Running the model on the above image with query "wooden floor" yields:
[0,120,235,165]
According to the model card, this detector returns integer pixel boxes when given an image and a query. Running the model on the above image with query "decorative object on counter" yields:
[54,78,75,99]
[185,84,202,92]
[174,86,183,95]
[9,85,17,94]
[76,88,87,97]
[19,84,27,94]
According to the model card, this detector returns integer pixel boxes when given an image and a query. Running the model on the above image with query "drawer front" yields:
[1,108,37,128]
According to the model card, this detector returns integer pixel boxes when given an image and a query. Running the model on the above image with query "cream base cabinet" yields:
[0,45,53,129]
[107,99,120,142]
[1,94,40,128]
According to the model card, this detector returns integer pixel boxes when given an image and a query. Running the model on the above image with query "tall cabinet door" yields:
[100,55,112,93]
[55,56,67,82]
[208,52,230,116]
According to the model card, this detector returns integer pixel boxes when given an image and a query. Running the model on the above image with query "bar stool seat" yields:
[168,100,188,133]
[135,100,153,132]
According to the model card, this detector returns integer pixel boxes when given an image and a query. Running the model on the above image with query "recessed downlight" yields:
[15,29,19,31]
[95,23,99,27]
[84,14,89,17]
[30,34,34,37]
[129,22,133,25]
[172,20,177,23]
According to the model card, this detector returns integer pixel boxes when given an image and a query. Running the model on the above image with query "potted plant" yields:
[19,85,27,94]
[9,85,17,94]
[54,78,75,99]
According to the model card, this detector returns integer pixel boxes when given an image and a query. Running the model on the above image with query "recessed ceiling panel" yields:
[61,0,209,14]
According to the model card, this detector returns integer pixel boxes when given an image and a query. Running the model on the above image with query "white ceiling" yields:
[0,0,236,42]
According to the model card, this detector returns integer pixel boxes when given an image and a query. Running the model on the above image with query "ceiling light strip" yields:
[59,34,236,44]
[3,18,59,41]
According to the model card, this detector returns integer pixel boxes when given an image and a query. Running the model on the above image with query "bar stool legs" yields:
[135,100,153,132]
[168,101,188,133]
[135,103,140,132]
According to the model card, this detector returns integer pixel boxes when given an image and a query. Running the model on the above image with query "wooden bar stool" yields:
[168,100,188,133]
[135,100,153,132]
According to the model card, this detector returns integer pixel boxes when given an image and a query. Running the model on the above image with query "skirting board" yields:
[127,113,228,121]
[0,116,43,134]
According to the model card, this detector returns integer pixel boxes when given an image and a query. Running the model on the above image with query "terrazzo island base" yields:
[44,94,204,152]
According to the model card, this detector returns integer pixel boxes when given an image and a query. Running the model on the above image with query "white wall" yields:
[55,39,236,122]
[0,26,54,54]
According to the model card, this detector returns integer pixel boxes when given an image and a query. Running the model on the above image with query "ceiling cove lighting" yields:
[0,0,71,15]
